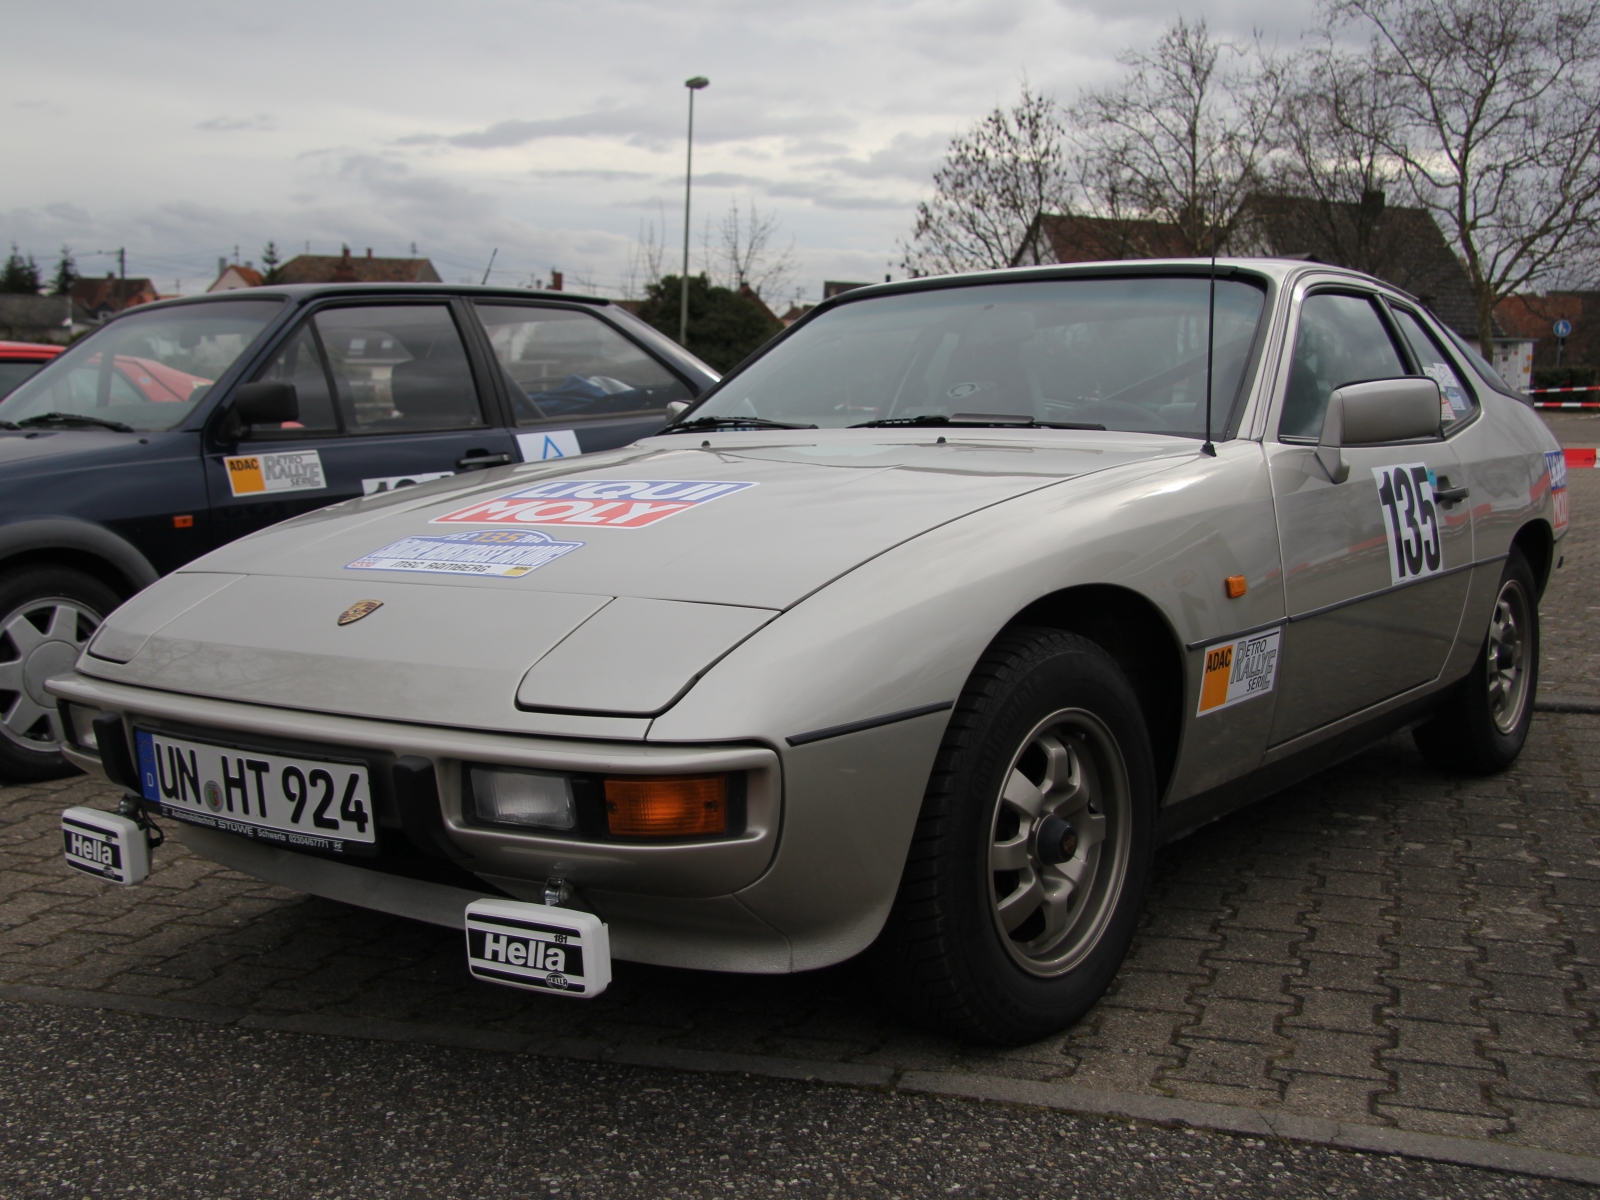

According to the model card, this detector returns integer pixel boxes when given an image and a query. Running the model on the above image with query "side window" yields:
[248,324,339,436]
[474,304,690,426]
[1391,308,1478,428]
[314,305,485,433]
[1279,293,1406,440]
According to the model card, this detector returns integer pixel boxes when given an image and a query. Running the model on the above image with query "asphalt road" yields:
[1,1000,1587,1200]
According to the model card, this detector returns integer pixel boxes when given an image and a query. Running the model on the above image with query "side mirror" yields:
[1317,377,1441,483]
[232,382,299,427]
[665,399,691,420]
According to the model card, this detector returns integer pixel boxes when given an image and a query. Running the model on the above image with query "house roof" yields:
[276,250,442,285]
[69,277,160,315]
[1243,193,1492,339]
[1017,197,1493,340]
[208,265,263,291]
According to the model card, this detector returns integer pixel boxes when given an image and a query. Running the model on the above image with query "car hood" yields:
[79,433,1192,729]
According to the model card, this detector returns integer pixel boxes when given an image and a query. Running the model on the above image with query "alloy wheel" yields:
[986,707,1133,977]
[0,596,102,750]
[1486,577,1531,735]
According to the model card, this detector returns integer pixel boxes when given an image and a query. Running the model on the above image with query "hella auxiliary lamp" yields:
[466,767,735,839]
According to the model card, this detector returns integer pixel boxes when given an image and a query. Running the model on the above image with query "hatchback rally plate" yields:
[61,806,149,886]
[464,899,611,998]
[133,729,376,856]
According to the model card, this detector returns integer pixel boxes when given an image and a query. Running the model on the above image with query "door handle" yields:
[1433,476,1470,506]
[456,451,512,470]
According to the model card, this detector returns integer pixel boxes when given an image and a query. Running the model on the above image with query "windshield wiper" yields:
[16,412,137,433]
[667,415,818,432]
[850,414,1107,431]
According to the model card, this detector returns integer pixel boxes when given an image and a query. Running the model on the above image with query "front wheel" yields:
[869,628,1156,1045]
[0,566,119,782]
[1413,549,1539,775]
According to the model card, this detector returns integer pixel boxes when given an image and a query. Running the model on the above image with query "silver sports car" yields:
[51,260,1565,1042]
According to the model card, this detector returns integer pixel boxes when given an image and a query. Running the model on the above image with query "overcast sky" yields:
[3,0,1320,303]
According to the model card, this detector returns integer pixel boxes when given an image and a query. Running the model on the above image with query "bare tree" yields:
[900,84,1072,276]
[1325,0,1600,347]
[623,203,668,300]
[1072,18,1288,256]
[706,196,797,301]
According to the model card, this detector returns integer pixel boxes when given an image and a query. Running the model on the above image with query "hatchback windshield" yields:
[0,299,282,432]
[684,276,1267,436]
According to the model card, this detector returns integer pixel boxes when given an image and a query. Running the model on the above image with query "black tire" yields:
[1413,550,1539,775]
[0,566,119,783]
[868,627,1157,1045]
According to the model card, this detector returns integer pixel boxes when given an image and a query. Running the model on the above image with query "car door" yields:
[205,300,517,547]
[1267,287,1475,745]
[471,302,695,460]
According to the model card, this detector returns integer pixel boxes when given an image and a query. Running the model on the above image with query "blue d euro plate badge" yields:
[464,899,611,998]
[346,529,582,578]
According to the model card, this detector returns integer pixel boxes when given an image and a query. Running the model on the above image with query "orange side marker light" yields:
[604,775,727,837]
[1224,575,1247,599]
[173,514,194,529]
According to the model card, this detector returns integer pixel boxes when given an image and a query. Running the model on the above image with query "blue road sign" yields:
[1554,318,1573,338]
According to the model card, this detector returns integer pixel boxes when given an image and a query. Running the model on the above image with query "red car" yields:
[0,341,63,398]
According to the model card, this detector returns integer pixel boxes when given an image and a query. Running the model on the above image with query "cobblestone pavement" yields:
[1,415,1595,1169]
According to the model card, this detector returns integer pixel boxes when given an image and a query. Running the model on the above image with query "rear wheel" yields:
[0,566,118,782]
[869,628,1156,1045]
[1413,550,1539,775]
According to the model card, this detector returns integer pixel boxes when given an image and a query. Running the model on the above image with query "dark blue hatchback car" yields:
[0,283,717,780]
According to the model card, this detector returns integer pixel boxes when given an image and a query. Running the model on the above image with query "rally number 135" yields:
[1373,463,1442,585]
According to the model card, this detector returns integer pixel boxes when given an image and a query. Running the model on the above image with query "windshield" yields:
[681,276,1267,435]
[0,299,283,432]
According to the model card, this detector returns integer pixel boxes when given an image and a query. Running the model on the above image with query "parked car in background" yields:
[0,341,63,398]
[53,260,1562,1042]
[0,284,717,780]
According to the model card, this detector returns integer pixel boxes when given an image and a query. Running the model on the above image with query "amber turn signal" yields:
[173,514,194,529]
[604,775,727,837]
[1224,574,1247,599]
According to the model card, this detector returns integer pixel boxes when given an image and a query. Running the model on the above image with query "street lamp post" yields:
[680,75,709,348]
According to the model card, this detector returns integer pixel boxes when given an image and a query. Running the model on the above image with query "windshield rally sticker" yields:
[1197,628,1282,716]
[432,479,757,529]
[347,530,583,578]
[225,449,327,497]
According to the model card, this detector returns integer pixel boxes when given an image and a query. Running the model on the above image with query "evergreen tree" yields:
[50,246,79,296]
[636,274,781,373]
[261,241,282,284]
[0,244,42,295]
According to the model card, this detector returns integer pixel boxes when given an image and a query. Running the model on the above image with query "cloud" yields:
[825,132,950,183]
[528,168,654,183]
[197,114,275,132]
[403,105,855,154]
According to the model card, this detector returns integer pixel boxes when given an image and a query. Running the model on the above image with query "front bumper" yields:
[48,672,781,900]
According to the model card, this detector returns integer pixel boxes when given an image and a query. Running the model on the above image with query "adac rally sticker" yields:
[347,530,583,578]
[1546,449,1569,530]
[225,449,327,497]
[432,479,756,529]
[1197,628,1281,716]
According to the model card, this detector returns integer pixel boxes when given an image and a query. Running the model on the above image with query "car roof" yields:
[810,257,1415,314]
[120,282,619,313]
[0,341,65,360]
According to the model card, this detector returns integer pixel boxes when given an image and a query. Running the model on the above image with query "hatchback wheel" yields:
[0,567,119,782]
[1414,549,1539,775]
[870,628,1156,1045]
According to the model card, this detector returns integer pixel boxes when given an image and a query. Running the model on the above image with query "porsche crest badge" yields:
[338,599,383,626]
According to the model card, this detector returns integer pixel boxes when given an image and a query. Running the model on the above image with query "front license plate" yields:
[134,729,376,856]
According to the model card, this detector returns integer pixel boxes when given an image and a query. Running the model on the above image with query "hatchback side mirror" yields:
[232,381,299,426]
[1317,376,1442,483]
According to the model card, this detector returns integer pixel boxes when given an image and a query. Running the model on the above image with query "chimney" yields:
[218,257,227,277]
[550,270,563,292]
[366,248,373,260]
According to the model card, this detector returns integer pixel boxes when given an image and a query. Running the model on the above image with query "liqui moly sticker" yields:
[433,479,756,529]
[1546,449,1569,530]
[1197,628,1282,716]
